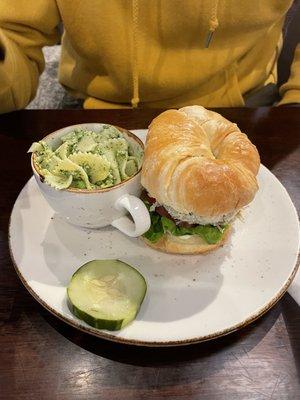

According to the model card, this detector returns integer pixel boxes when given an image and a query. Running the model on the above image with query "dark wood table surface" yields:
[0,108,299,400]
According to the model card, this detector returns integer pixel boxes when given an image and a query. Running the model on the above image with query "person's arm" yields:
[278,44,300,105]
[0,0,60,113]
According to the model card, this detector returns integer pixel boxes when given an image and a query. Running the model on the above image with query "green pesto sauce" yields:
[29,125,143,190]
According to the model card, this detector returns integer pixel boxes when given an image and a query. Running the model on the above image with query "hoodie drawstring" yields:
[131,0,140,108]
[205,0,219,48]
[130,0,219,107]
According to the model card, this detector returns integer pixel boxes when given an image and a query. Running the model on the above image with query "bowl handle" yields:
[111,194,151,237]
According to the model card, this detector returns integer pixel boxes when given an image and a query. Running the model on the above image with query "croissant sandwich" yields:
[141,105,260,254]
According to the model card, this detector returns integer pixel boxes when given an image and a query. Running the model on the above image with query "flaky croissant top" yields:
[141,106,260,223]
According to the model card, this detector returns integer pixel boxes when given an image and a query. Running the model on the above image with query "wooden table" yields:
[0,108,299,399]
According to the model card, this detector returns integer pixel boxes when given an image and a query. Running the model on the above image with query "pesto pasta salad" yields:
[29,125,143,190]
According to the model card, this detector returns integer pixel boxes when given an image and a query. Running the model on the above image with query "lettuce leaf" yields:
[143,212,164,243]
[192,224,226,244]
[142,200,228,244]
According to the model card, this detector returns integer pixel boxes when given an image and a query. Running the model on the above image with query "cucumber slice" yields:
[67,259,147,331]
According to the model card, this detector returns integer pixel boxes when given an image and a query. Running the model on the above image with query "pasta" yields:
[69,152,110,183]
[29,125,143,190]
[44,171,73,190]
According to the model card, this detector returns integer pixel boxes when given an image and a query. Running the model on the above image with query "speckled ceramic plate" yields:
[9,130,300,346]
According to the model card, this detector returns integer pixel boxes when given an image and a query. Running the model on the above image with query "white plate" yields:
[9,130,300,346]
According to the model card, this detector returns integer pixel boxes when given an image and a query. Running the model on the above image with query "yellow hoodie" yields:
[0,0,299,113]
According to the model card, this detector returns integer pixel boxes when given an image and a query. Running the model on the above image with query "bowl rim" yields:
[31,123,144,194]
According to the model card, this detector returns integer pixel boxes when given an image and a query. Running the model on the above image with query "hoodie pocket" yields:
[192,64,245,108]
[225,64,245,107]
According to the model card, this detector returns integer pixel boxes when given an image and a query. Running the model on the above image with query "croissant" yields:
[141,105,260,254]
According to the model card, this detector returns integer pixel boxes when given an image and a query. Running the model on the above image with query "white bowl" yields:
[31,123,150,236]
